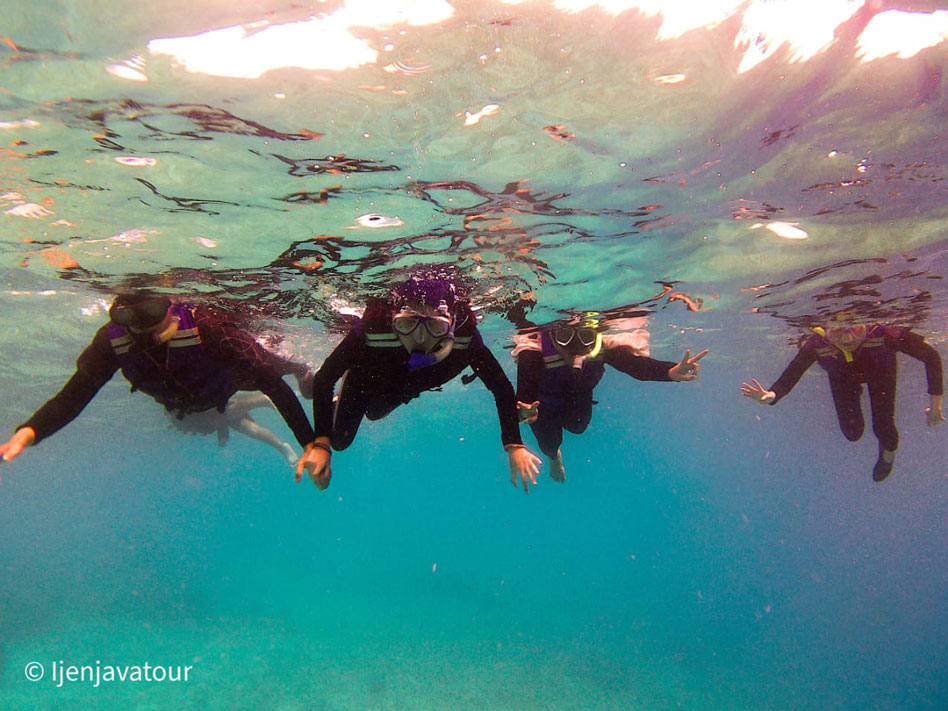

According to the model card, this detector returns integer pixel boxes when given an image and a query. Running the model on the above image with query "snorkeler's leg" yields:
[530,411,566,482]
[867,372,899,452]
[231,415,297,464]
[828,374,865,442]
[868,371,899,481]
[562,394,594,435]
[224,393,275,419]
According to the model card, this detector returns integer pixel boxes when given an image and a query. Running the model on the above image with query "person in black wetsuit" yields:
[513,315,708,482]
[741,322,944,482]
[0,291,314,471]
[295,276,542,493]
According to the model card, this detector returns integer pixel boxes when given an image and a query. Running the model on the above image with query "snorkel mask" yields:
[814,310,867,362]
[109,292,176,345]
[551,315,603,359]
[109,294,170,330]
[391,278,460,370]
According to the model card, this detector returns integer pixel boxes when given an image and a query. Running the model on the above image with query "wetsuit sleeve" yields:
[468,331,523,447]
[768,341,818,404]
[198,317,315,448]
[603,346,676,381]
[893,330,944,396]
[311,330,365,440]
[18,326,119,444]
[515,349,544,403]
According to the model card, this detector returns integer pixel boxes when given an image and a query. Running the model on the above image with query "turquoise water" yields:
[2,1,948,709]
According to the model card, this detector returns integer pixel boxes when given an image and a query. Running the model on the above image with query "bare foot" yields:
[549,449,566,483]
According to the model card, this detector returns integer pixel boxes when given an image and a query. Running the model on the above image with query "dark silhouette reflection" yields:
[405,179,665,222]
[0,290,315,473]
[508,304,707,482]
[67,99,322,144]
[27,178,106,192]
[742,319,944,483]
[740,251,948,330]
[0,39,80,65]
[275,186,342,204]
[253,151,400,176]
[134,178,240,215]
[294,270,542,493]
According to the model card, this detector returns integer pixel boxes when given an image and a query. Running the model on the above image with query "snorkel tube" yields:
[407,336,454,370]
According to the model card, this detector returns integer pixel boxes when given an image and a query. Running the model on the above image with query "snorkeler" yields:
[512,316,708,482]
[741,322,944,482]
[295,275,542,493]
[0,291,314,470]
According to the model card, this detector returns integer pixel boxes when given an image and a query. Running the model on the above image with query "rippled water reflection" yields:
[3,0,947,341]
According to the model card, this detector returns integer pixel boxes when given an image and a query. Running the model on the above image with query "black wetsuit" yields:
[312,299,522,450]
[516,334,676,457]
[19,306,314,448]
[768,326,943,452]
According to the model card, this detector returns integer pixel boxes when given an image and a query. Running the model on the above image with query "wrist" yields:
[504,443,526,454]
[309,439,332,454]
[16,427,36,446]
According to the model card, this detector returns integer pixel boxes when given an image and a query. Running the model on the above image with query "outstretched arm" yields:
[602,345,678,381]
[296,333,363,489]
[470,333,541,493]
[894,330,944,426]
[515,349,543,423]
[252,373,315,448]
[14,326,119,447]
[754,342,819,405]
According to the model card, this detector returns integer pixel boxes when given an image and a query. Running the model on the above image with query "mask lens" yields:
[423,318,451,338]
[110,300,168,329]
[392,316,420,335]
[109,306,137,327]
[828,325,857,341]
[553,327,575,347]
[577,328,597,347]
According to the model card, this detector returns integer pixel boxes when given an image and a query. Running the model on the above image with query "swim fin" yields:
[872,448,896,482]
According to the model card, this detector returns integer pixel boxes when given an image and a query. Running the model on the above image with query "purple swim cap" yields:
[392,277,457,309]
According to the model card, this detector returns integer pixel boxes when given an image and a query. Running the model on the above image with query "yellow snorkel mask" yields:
[552,314,603,358]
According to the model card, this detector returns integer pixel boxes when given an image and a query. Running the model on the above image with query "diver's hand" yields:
[517,400,539,424]
[668,348,708,381]
[295,439,332,490]
[506,444,541,494]
[926,394,944,427]
[741,378,776,404]
[0,427,35,465]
